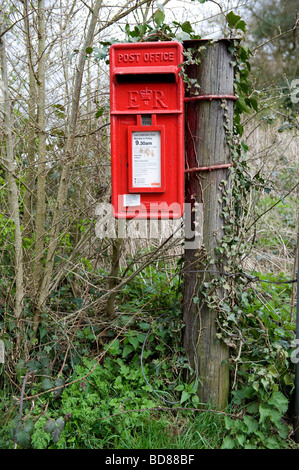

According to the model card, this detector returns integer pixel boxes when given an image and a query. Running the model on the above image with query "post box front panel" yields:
[110,42,184,219]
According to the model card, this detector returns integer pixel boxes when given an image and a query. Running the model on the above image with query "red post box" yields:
[109,41,184,219]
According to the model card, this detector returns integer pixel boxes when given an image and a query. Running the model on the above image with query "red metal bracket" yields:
[185,163,233,174]
[184,94,237,103]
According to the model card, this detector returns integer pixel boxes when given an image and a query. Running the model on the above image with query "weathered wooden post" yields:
[182,39,236,409]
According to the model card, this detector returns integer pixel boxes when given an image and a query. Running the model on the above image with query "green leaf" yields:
[246,402,259,414]
[44,419,56,434]
[51,418,65,443]
[221,436,235,449]
[128,336,139,350]
[23,419,34,436]
[259,404,282,426]
[236,434,246,446]
[137,333,146,343]
[181,21,193,34]
[122,344,134,358]
[53,377,65,398]
[180,390,190,404]
[138,322,151,331]
[224,416,235,430]
[106,339,120,355]
[95,108,104,118]
[243,415,258,433]
[15,429,31,448]
[191,394,199,405]
[174,384,184,391]
[264,436,282,449]
[268,391,288,415]
[41,378,54,391]
[26,360,41,372]
[85,47,93,54]
[249,96,258,111]
[154,9,165,26]
[236,97,251,114]
[235,19,246,32]
[175,31,191,42]
[39,355,50,368]
[226,11,241,27]
[93,46,109,61]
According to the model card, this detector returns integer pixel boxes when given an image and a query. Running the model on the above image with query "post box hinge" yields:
[184,94,237,103]
[185,163,233,174]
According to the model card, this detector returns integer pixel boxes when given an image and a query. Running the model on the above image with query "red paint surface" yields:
[110,42,185,219]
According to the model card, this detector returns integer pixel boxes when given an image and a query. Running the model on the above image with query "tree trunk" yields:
[183,40,235,409]
[22,0,36,246]
[0,22,24,332]
[33,0,46,301]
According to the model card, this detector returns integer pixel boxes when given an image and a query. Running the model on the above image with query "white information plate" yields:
[132,131,161,188]
[123,194,141,207]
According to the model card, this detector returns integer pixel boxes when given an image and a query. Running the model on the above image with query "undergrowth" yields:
[0,262,297,449]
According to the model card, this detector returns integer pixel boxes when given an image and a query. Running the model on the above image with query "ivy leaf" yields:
[93,46,109,61]
[249,96,258,111]
[235,20,246,32]
[181,21,193,34]
[236,97,251,114]
[85,47,93,55]
[226,11,241,27]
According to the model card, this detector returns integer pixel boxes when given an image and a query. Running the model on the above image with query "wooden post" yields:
[182,40,235,409]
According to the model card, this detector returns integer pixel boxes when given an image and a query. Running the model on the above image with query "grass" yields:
[110,410,226,449]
